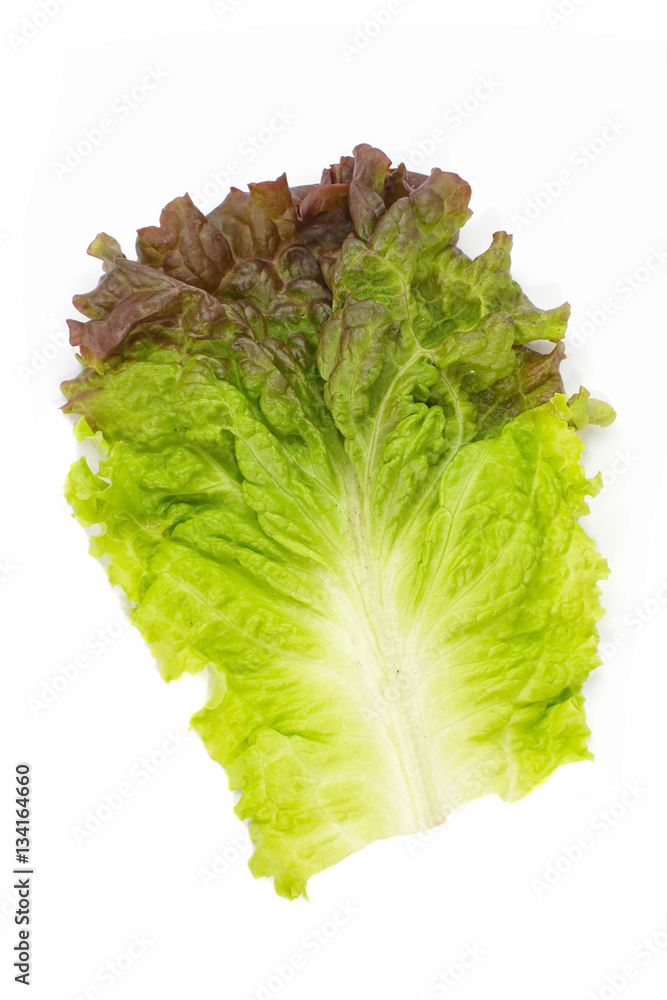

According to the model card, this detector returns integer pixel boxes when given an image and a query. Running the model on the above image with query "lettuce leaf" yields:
[62,144,614,899]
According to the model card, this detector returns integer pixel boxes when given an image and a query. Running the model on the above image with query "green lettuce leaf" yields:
[62,144,614,899]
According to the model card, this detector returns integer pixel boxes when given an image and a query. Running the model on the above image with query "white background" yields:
[2,3,666,999]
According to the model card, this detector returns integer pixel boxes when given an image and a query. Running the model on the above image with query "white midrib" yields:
[321,251,462,831]
[336,467,445,833]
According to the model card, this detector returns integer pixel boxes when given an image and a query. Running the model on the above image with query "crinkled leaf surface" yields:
[62,144,613,898]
